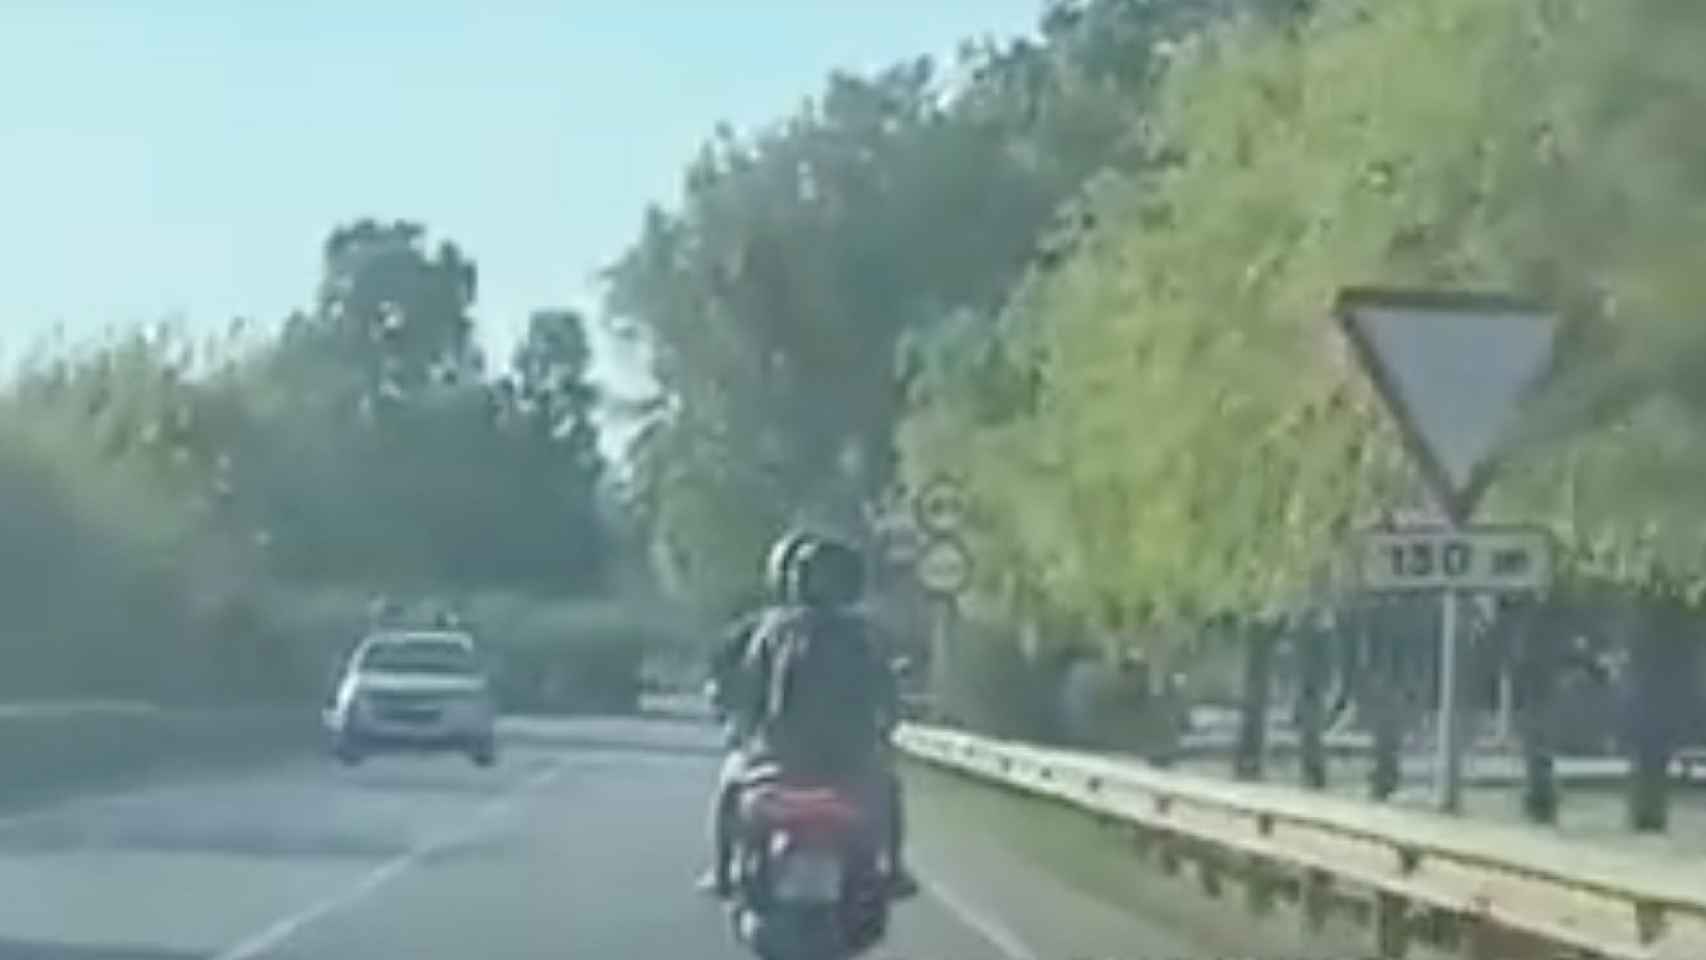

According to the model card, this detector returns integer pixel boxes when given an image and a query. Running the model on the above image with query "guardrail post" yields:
[1420,907,1453,951]
[1395,845,1422,876]
[1376,891,1411,959]
[1634,899,1666,946]
[1197,852,1223,898]
[1158,836,1181,876]
[1245,856,1275,916]
[1129,824,1154,859]
[1302,868,1332,933]
[1460,904,1496,960]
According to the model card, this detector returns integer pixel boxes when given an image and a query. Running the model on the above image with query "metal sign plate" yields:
[1335,288,1559,525]
[1357,525,1552,593]
[916,535,973,596]
[914,476,967,536]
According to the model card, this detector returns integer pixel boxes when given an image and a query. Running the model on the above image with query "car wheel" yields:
[470,740,497,768]
[334,734,365,766]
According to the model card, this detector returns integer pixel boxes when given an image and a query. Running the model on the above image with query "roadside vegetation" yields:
[11,1,1706,764]
[0,220,684,710]
[610,0,1706,764]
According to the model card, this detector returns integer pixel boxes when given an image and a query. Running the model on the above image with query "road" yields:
[0,716,1223,960]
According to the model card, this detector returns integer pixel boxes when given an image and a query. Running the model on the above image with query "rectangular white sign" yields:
[1357,527,1552,592]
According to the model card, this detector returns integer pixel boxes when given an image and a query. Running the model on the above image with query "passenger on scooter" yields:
[697,530,816,897]
[738,534,918,899]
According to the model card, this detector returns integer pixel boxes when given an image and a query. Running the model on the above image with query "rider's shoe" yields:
[887,868,920,901]
[696,868,732,899]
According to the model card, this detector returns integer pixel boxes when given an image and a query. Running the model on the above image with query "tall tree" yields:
[266,219,482,424]
[606,0,1266,611]
[511,309,602,485]
[214,225,612,593]
[896,0,1706,762]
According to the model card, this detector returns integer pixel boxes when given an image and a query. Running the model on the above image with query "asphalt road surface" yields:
[0,717,1219,959]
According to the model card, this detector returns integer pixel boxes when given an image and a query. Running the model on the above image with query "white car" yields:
[324,630,498,767]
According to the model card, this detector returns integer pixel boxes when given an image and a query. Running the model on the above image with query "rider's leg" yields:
[698,748,745,896]
[885,769,919,898]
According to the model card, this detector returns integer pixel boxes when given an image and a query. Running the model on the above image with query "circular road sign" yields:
[914,477,967,535]
[917,534,973,597]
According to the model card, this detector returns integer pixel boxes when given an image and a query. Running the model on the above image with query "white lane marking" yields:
[914,861,1039,960]
[212,763,564,960]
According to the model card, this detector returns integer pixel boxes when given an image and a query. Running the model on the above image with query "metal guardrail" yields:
[896,724,1706,960]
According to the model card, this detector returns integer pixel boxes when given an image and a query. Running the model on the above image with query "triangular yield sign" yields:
[1335,288,1559,526]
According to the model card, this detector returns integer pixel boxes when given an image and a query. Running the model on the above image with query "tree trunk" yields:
[1628,743,1669,833]
[1514,599,1558,825]
[1625,596,1682,833]
[1325,619,1360,734]
[927,598,957,714]
[1234,621,1274,782]
[1364,602,1401,801]
[1296,618,1328,790]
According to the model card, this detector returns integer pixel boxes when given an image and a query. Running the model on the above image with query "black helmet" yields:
[764,529,818,603]
[792,537,865,609]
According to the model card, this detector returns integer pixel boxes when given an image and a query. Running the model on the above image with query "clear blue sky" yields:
[1,1,1042,394]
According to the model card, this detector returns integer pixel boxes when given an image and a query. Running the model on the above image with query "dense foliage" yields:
[600,0,1706,767]
[900,0,1706,649]
[14,0,1706,725]
[605,0,1286,615]
[0,221,632,702]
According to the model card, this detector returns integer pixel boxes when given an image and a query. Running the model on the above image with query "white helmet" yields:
[764,529,817,603]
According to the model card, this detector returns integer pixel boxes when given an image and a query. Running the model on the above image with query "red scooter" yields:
[728,770,889,960]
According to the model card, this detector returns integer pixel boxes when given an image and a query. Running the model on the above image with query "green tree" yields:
[183,223,613,594]
[898,0,1580,647]
[0,220,628,703]
[891,0,1706,789]
[510,310,602,485]
[607,0,1273,612]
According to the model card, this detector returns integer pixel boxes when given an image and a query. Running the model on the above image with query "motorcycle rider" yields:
[696,530,817,897]
[740,533,918,899]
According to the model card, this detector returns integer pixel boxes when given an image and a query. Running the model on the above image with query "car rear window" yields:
[360,637,477,675]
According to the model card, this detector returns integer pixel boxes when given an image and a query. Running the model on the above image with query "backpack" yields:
[761,608,880,775]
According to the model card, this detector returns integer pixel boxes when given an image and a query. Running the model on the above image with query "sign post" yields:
[1437,585,1462,811]
[912,478,973,710]
[1336,288,1559,814]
